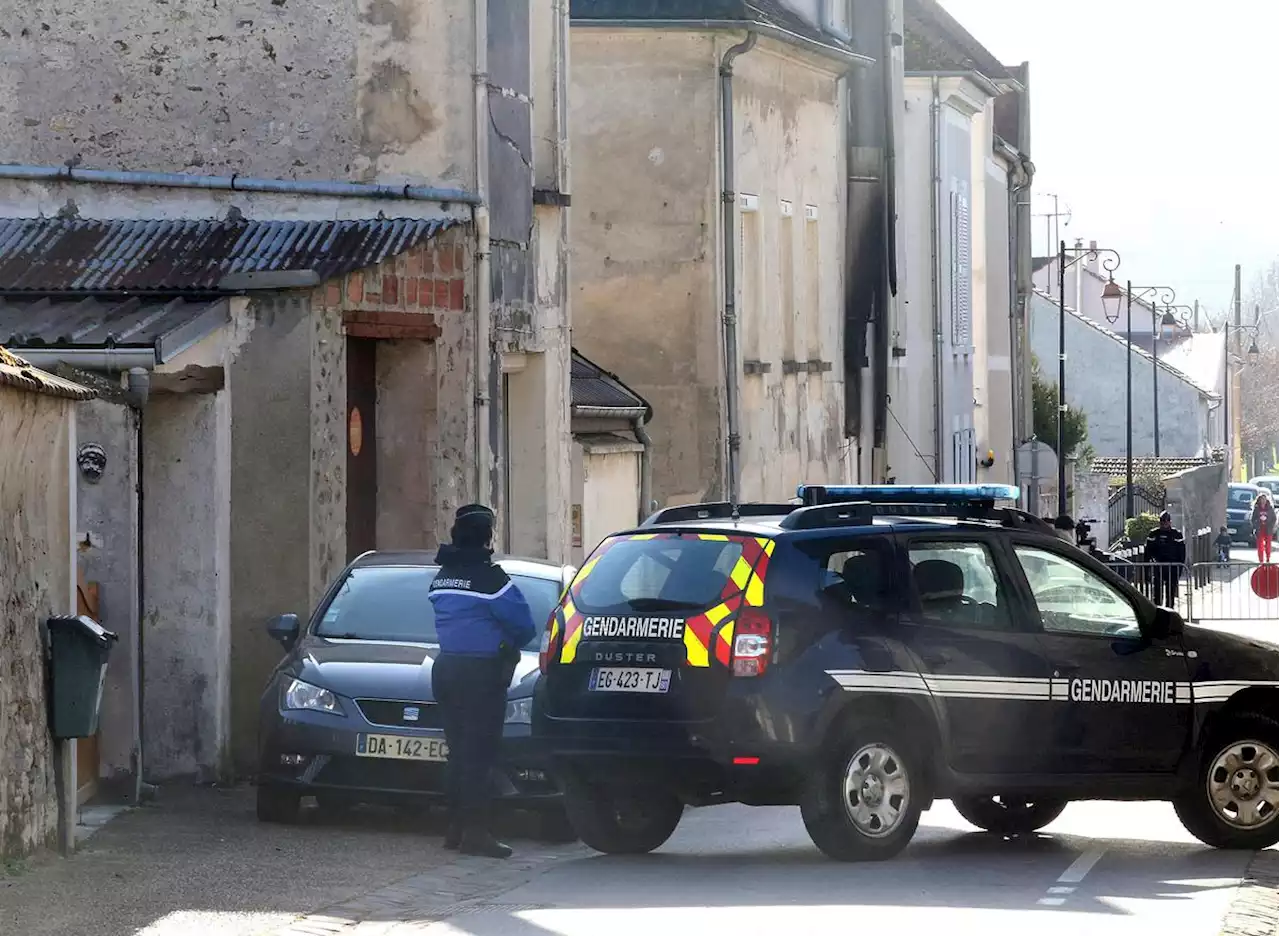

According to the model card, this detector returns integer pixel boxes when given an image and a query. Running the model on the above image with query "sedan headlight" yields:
[283,678,344,715]
[505,697,533,725]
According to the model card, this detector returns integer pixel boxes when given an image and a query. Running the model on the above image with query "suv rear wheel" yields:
[801,719,924,861]
[952,795,1067,835]
[1174,713,1279,849]
[563,781,683,855]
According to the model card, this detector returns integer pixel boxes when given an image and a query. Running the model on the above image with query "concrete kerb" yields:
[1217,849,1278,936]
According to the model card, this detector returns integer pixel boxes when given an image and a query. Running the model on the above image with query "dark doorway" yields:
[346,338,378,560]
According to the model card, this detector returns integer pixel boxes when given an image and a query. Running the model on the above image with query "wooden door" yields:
[75,572,100,805]
[346,338,378,560]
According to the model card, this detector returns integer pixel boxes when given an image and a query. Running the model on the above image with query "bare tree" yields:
[1240,260,1279,473]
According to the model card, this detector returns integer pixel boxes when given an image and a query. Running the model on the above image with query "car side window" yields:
[907,541,1011,631]
[819,547,891,613]
[1014,546,1141,639]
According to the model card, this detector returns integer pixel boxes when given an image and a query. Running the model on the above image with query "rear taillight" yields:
[732,608,773,677]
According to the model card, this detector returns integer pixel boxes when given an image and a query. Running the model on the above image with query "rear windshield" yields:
[576,535,745,613]
[314,567,560,648]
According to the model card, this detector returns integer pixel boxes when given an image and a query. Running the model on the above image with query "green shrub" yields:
[1125,512,1161,545]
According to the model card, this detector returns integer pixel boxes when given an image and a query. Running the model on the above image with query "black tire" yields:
[952,795,1067,835]
[1174,712,1279,849]
[532,808,580,844]
[562,782,682,855]
[800,719,925,861]
[256,784,301,824]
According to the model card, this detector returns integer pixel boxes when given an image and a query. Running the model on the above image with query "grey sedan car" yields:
[255,551,574,840]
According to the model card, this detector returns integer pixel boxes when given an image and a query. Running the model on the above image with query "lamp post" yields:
[1223,320,1262,477]
[1058,240,1121,522]
[1116,284,1175,520]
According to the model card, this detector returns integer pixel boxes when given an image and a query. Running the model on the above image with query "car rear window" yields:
[314,567,560,648]
[575,535,746,613]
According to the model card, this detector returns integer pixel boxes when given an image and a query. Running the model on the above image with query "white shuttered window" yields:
[950,185,972,348]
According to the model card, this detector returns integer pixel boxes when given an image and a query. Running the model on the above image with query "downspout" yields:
[720,31,758,509]
[928,76,944,481]
[1008,156,1033,491]
[473,0,492,503]
[633,417,653,523]
[124,368,150,800]
[875,0,900,474]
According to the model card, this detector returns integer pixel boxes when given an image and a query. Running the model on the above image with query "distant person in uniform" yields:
[428,504,537,859]
[1143,511,1186,607]
[1252,492,1276,563]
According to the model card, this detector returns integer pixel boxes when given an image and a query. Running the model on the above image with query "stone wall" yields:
[0,385,73,859]
[1164,463,1228,544]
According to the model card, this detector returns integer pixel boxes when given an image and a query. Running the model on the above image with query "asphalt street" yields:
[418,800,1272,936]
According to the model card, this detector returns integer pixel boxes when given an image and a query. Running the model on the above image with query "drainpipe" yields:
[720,31,758,509]
[473,0,492,504]
[928,76,944,481]
[1008,156,1033,491]
[633,417,653,524]
[122,368,150,800]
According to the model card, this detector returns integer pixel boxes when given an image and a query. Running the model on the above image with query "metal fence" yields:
[1103,560,1277,623]
[1106,485,1167,548]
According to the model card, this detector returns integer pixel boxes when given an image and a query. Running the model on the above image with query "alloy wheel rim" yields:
[1206,739,1280,830]
[842,742,910,838]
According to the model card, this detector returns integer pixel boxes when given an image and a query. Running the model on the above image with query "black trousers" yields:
[433,653,507,831]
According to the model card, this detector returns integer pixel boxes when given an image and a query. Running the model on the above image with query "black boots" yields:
[459,829,513,859]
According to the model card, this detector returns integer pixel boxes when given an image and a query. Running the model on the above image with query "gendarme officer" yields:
[428,504,536,858]
[1143,510,1186,608]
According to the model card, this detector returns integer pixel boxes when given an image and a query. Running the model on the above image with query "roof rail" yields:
[779,500,1058,533]
[640,501,796,527]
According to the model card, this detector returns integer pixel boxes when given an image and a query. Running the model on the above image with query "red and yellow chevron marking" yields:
[555,531,776,667]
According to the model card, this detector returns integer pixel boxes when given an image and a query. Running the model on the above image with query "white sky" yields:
[939,0,1280,320]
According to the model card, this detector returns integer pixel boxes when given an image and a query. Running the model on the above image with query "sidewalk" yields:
[0,785,581,936]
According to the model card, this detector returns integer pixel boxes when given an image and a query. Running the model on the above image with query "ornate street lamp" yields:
[1122,283,1175,519]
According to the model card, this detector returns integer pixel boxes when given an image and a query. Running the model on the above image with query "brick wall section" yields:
[324,227,471,334]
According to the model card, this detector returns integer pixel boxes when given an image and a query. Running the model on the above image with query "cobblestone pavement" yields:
[1218,850,1279,936]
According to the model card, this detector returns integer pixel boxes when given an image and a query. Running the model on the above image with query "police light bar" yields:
[796,484,1021,507]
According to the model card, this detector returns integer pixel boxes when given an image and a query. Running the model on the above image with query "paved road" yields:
[405,800,1271,936]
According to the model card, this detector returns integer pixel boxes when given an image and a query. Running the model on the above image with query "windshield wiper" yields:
[625,598,707,611]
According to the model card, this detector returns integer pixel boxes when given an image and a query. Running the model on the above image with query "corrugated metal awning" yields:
[0,218,458,294]
[571,349,650,421]
[0,296,230,362]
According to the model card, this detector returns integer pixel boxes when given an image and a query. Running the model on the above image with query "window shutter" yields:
[950,188,972,348]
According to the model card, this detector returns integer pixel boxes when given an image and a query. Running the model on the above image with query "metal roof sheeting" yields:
[0,296,229,360]
[571,349,650,420]
[0,345,95,399]
[0,218,458,294]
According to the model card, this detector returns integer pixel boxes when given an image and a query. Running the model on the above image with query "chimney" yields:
[1087,239,1100,275]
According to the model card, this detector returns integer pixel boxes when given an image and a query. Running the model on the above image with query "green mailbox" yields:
[47,615,118,740]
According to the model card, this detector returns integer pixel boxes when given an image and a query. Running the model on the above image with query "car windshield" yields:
[313,567,561,648]
[1230,487,1260,507]
[574,535,746,613]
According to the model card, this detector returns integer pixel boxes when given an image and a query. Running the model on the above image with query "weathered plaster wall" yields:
[733,42,847,500]
[0,386,72,859]
[310,301,347,605]
[0,0,475,186]
[75,399,140,790]
[1164,463,1227,542]
[228,295,312,774]
[577,438,643,562]
[571,30,724,506]
[141,392,231,782]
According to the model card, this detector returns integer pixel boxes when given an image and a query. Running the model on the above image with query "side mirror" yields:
[1144,607,1183,641]
[266,613,301,649]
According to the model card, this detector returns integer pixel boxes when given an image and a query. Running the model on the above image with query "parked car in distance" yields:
[1226,483,1266,544]
[256,551,576,841]
[1248,476,1279,499]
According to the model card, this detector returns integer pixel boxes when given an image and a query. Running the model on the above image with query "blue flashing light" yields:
[796,483,1021,505]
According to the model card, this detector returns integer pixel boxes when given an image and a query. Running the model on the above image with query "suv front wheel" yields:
[801,719,925,861]
[563,781,683,855]
[1174,713,1279,849]
[952,795,1067,835]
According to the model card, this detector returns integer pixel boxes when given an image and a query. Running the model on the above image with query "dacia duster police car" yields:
[532,485,1279,861]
